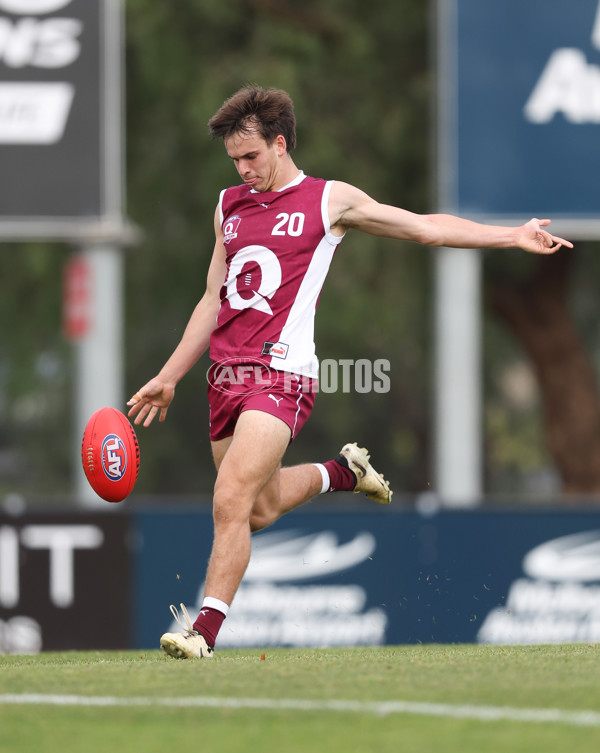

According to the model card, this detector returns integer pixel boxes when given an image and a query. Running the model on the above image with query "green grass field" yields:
[1,645,599,753]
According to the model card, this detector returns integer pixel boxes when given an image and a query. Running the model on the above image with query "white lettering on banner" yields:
[0,526,19,608]
[167,530,388,648]
[0,82,73,143]
[524,1,600,124]
[0,0,82,146]
[244,530,376,581]
[232,583,367,615]
[478,530,600,645]
[524,49,600,124]
[523,529,600,582]
[0,616,42,654]
[216,603,388,648]
[0,17,82,68]
[0,525,103,609]
[505,579,600,615]
[0,0,72,13]
[593,0,600,49]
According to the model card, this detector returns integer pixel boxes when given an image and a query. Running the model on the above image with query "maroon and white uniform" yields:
[209,172,344,379]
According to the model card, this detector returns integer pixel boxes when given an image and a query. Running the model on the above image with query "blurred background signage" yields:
[439,0,600,232]
[0,512,131,652]
[0,0,124,240]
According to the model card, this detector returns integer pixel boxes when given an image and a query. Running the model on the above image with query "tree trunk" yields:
[488,251,600,495]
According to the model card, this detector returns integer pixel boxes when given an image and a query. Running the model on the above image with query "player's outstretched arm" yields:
[127,209,227,428]
[328,182,573,253]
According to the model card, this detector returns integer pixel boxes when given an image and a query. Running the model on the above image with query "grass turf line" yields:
[1,645,599,753]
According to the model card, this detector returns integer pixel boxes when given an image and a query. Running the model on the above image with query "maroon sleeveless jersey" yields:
[209,173,344,378]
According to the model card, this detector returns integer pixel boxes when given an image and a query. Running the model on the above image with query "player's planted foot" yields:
[160,603,214,659]
[338,442,392,505]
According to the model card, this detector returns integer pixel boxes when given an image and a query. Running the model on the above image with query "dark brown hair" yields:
[208,85,297,152]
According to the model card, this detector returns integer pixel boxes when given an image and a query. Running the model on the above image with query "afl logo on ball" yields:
[101,434,128,481]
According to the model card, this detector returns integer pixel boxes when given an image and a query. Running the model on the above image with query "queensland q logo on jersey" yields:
[223,215,242,244]
[101,434,128,482]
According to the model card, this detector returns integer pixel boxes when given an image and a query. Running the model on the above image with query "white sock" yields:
[313,463,331,494]
[202,596,229,617]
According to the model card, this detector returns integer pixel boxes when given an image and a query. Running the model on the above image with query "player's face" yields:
[224,130,285,192]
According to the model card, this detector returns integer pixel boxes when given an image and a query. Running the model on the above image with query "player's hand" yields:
[518,218,573,255]
[127,378,175,427]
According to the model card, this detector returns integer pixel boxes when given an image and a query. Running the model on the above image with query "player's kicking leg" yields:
[248,441,392,532]
[160,418,392,658]
[160,409,291,659]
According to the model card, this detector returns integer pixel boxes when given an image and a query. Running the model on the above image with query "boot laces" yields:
[169,603,198,637]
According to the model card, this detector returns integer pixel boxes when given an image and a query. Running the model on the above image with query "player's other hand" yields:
[519,218,573,255]
[127,378,175,427]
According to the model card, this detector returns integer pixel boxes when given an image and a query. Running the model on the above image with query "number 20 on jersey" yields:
[272,212,305,237]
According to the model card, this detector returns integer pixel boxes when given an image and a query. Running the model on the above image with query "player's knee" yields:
[212,482,252,528]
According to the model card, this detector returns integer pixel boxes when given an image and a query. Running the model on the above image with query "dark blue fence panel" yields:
[132,507,600,649]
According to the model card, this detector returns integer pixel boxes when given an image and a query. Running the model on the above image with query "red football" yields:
[81,407,140,502]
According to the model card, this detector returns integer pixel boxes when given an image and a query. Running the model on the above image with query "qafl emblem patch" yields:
[223,215,242,244]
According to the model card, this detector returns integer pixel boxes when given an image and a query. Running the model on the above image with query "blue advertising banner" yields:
[3,506,599,653]
[439,0,600,230]
[132,507,600,649]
